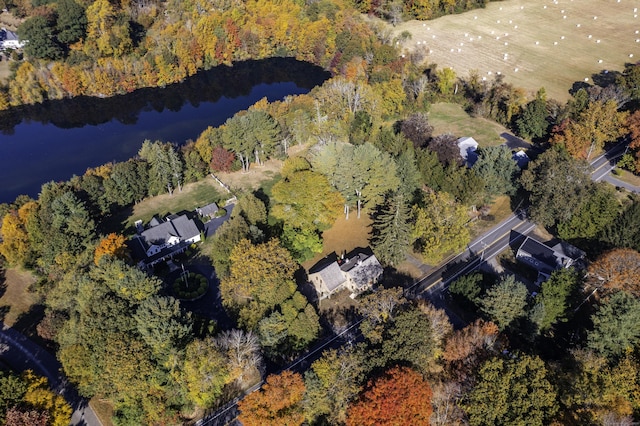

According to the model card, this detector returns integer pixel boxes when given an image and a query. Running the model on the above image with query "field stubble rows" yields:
[394,0,640,101]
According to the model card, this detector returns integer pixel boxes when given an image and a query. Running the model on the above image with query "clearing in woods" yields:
[392,0,640,102]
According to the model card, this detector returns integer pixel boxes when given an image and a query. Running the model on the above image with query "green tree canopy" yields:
[19,15,63,60]
[473,145,520,198]
[463,354,558,426]
[411,190,470,263]
[587,291,640,357]
[520,147,592,228]
[271,165,344,231]
[370,192,411,267]
[479,275,528,331]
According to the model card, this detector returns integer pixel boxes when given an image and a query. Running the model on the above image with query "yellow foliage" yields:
[94,233,128,265]
[0,209,31,266]
[22,370,73,426]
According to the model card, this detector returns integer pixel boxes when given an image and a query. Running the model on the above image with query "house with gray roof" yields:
[131,213,201,267]
[516,236,585,285]
[308,248,383,300]
[196,202,219,221]
[0,28,25,49]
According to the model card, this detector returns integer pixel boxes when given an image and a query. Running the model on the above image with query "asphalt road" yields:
[0,324,102,426]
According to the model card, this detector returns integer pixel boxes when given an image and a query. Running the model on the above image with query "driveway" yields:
[0,323,101,426]
[204,203,235,238]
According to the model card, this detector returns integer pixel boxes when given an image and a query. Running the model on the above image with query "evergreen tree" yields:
[479,275,528,331]
[370,192,411,267]
[516,96,548,140]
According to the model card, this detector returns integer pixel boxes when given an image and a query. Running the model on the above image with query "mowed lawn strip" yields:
[393,0,640,101]
[0,267,39,328]
[429,102,508,146]
[125,179,226,229]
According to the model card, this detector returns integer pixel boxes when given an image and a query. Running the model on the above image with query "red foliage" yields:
[210,146,236,172]
[346,366,433,426]
[5,407,50,426]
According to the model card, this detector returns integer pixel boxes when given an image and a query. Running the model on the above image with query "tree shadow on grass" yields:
[10,304,52,351]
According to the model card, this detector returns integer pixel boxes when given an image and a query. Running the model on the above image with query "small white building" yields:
[457,136,479,167]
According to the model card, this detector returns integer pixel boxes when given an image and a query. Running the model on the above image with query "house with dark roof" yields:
[196,202,219,221]
[308,248,383,300]
[130,213,201,267]
[516,236,585,284]
[0,28,25,49]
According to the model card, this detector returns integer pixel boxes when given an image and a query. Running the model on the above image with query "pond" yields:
[0,58,329,203]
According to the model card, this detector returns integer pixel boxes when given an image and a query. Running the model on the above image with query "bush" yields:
[173,272,209,300]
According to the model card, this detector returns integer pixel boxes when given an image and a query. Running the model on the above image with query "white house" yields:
[131,214,201,267]
[0,28,25,49]
[308,249,384,300]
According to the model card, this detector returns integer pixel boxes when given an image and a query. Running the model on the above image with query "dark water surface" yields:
[0,58,329,203]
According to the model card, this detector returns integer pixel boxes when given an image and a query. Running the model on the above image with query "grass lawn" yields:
[302,214,373,270]
[469,195,516,240]
[107,179,227,234]
[613,168,640,187]
[392,0,639,102]
[429,102,508,146]
[89,398,115,426]
[216,158,284,193]
[0,267,39,329]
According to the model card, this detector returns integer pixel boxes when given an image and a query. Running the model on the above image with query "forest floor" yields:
[391,0,639,101]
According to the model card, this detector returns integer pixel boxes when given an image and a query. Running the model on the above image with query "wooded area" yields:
[0,0,640,424]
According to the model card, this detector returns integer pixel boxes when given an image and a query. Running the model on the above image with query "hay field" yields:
[393,0,640,101]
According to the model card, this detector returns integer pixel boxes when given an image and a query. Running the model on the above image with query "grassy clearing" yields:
[0,267,39,328]
[109,179,226,232]
[302,214,373,270]
[429,102,508,146]
[216,159,284,193]
[393,0,639,101]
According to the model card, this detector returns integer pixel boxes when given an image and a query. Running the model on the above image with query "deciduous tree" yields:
[520,147,591,227]
[182,337,230,408]
[411,190,470,263]
[551,100,628,160]
[271,162,344,231]
[463,355,558,426]
[346,366,433,426]
[94,233,128,265]
[303,347,366,424]
[238,371,306,426]
[220,239,298,328]
[586,248,640,298]
[400,112,433,148]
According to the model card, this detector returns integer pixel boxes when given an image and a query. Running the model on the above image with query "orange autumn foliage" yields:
[238,371,305,426]
[587,248,640,298]
[346,366,433,426]
[94,233,128,265]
